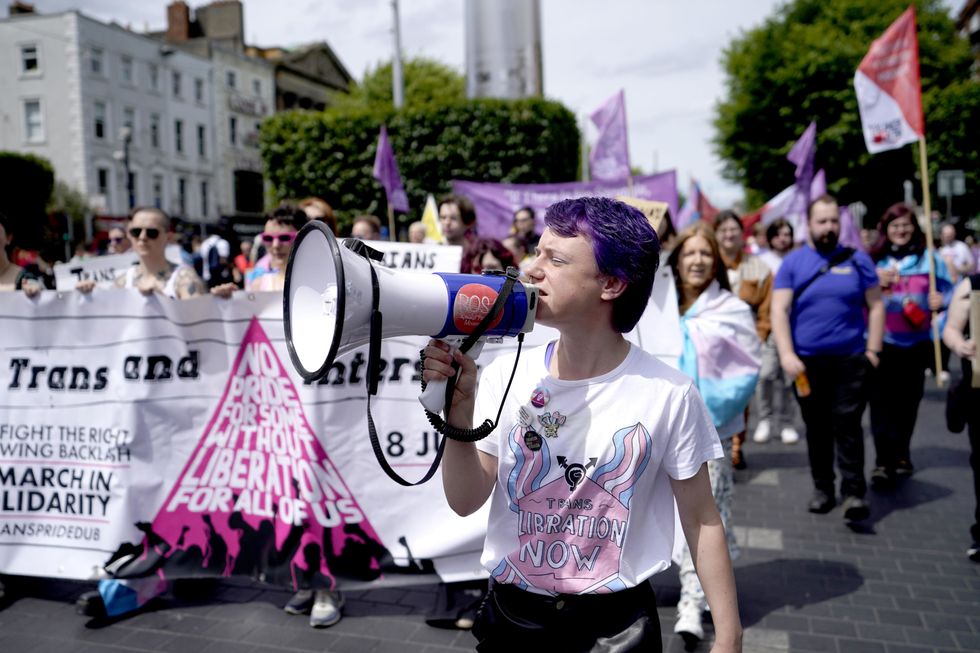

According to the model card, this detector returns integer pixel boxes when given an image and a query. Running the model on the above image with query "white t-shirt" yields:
[199,235,231,281]
[473,342,722,596]
[758,249,785,274]
[940,240,974,273]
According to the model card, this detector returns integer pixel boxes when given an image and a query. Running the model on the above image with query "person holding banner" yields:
[771,195,884,522]
[942,274,980,562]
[423,197,742,652]
[75,208,205,299]
[868,204,951,487]
[0,212,43,296]
[668,222,760,646]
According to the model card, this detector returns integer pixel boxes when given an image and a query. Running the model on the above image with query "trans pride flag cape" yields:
[679,282,761,429]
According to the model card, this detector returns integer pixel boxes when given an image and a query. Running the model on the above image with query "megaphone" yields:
[283,222,539,412]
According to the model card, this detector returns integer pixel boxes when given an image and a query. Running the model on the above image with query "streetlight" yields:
[113,126,134,211]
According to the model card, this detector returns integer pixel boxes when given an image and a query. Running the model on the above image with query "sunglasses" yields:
[260,232,296,244]
[109,237,125,243]
[129,227,161,239]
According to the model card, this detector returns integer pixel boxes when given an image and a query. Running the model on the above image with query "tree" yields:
[713,0,977,221]
[330,57,466,111]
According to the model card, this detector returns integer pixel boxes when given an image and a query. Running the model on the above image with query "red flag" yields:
[854,6,923,153]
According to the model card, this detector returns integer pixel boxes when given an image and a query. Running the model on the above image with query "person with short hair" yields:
[940,223,975,281]
[408,220,427,244]
[511,205,539,249]
[423,197,742,651]
[771,195,884,522]
[350,214,382,241]
[753,218,801,446]
[438,195,477,247]
[868,203,951,486]
[107,226,131,254]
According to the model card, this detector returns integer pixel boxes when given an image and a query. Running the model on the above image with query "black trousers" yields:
[797,353,870,499]
[473,580,661,652]
[869,341,931,469]
[968,405,980,543]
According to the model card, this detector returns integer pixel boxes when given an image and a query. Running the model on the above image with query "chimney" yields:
[165,0,190,42]
[8,2,36,15]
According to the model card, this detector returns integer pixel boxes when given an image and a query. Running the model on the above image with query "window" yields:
[93,101,107,140]
[174,119,184,154]
[97,167,110,203]
[197,124,206,158]
[123,107,136,132]
[90,47,104,75]
[150,113,161,149]
[20,44,39,73]
[200,180,209,218]
[172,70,181,98]
[148,63,159,91]
[177,177,187,215]
[194,78,204,104]
[120,55,133,84]
[23,100,43,143]
[229,116,237,146]
[226,70,236,88]
[252,79,261,96]
[152,174,164,209]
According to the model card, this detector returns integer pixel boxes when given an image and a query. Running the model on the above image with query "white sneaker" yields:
[780,427,800,444]
[674,609,704,643]
[309,590,344,628]
[752,420,771,443]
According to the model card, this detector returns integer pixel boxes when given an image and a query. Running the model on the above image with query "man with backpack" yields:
[200,227,232,289]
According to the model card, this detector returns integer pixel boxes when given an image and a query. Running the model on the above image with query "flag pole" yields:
[917,137,943,387]
[387,204,397,242]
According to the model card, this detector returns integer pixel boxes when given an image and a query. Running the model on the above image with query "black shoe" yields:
[968,543,980,563]
[894,460,914,478]
[842,496,870,522]
[870,466,893,489]
[76,590,106,618]
[808,492,835,514]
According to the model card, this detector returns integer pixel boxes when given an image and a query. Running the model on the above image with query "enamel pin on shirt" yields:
[518,407,543,451]
[530,386,550,408]
[538,411,566,439]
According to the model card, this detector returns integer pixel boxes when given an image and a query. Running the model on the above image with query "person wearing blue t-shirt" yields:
[771,195,884,522]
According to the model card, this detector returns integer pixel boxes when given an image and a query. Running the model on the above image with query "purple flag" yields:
[786,122,817,218]
[589,90,631,182]
[452,171,678,241]
[372,126,409,213]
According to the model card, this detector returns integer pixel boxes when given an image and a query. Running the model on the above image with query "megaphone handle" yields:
[419,338,485,414]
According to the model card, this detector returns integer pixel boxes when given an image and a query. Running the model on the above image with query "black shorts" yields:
[472,579,661,652]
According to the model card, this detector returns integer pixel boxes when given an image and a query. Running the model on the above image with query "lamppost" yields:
[113,126,134,211]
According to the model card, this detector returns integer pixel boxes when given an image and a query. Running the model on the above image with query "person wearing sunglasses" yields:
[107,226,131,254]
[213,204,305,296]
[76,207,205,299]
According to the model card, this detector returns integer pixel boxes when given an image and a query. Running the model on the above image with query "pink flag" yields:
[854,6,924,153]
[372,126,409,213]
[589,90,631,182]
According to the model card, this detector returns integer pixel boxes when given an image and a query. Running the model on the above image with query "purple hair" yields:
[544,197,661,332]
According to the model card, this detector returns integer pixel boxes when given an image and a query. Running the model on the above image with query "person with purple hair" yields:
[422,197,742,651]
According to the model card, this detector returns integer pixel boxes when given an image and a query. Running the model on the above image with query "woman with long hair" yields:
[868,203,952,486]
[666,222,760,647]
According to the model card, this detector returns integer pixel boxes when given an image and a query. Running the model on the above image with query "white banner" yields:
[53,245,186,291]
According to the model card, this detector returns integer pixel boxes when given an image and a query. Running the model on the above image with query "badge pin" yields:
[530,386,550,408]
[523,429,543,451]
[538,411,566,439]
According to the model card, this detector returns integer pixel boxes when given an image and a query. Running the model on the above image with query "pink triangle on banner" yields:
[118,318,390,589]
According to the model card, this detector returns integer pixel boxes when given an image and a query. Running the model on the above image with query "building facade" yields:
[0,10,216,221]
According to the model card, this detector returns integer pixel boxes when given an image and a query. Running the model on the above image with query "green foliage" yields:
[0,151,55,248]
[47,180,91,244]
[925,80,980,218]
[714,0,977,220]
[260,98,580,231]
[330,58,466,111]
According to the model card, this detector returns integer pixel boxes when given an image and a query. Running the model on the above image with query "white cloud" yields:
[13,0,963,208]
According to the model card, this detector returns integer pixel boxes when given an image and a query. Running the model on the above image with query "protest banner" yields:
[452,171,678,242]
[53,245,186,291]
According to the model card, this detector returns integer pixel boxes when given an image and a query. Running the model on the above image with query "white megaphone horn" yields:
[283,222,539,413]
